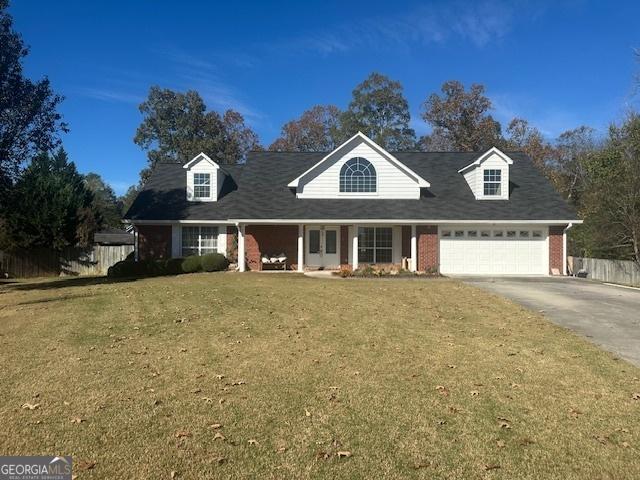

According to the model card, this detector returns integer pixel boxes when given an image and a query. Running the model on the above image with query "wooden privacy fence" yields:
[568,256,640,287]
[0,245,134,278]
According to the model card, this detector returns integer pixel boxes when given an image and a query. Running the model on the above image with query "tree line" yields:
[0,0,638,265]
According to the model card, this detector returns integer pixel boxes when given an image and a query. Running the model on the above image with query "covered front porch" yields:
[236,223,437,273]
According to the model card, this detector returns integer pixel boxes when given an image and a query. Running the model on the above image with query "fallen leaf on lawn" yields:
[569,407,582,418]
[632,393,640,400]
[76,460,96,471]
[219,398,225,405]
[70,417,84,424]
[63,401,70,406]
[336,451,352,458]
[435,385,449,396]
[484,464,500,471]
[276,446,287,453]
[201,397,213,403]
[21,403,40,410]
[496,440,506,448]
[305,409,312,417]
[170,471,178,479]
[248,439,258,445]
[499,421,511,429]
[470,391,479,396]
[175,430,191,439]
[622,442,630,448]
[447,364,456,369]
[436,420,446,425]
[210,423,223,429]
[179,348,187,353]
[213,432,226,441]
[216,374,225,380]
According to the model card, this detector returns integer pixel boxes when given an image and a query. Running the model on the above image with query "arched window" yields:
[339,157,376,193]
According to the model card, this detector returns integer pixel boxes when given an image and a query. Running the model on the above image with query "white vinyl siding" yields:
[462,152,510,200]
[185,157,220,202]
[297,143,420,199]
[439,225,548,275]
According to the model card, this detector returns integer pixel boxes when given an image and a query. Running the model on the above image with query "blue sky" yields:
[10,0,640,195]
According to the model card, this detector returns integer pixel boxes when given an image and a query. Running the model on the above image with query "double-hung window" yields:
[193,173,211,199]
[358,227,392,263]
[182,226,218,256]
[483,169,502,196]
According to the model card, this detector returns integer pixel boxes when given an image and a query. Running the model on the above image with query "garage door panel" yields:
[440,226,547,275]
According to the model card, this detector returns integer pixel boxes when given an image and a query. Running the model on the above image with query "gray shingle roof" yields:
[124,151,578,222]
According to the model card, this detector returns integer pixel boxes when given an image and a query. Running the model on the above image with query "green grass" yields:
[0,273,639,479]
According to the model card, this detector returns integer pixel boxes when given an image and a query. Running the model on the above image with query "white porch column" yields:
[352,225,359,270]
[297,224,304,272]
[237,223,246,272]
[410,224,417,272]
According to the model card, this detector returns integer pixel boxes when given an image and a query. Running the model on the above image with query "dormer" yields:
[458,147,513,200]
[183,153,226,202]
[287,132,430,199]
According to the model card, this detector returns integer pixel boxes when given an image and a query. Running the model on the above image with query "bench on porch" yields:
[260,253,287,271]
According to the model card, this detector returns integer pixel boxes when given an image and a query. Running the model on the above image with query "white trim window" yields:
[340,157,376,193]
[483,169,502,196]
[181,226,218,256]
[358,227,392,263]
[193,173,211,199]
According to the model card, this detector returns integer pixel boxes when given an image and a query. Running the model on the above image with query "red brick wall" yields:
[549,225,565,274]
[417,225,438,272]
[340,226,349,265]
[226,226,237,262]
[245,225,299,270]
[401,226,411,258]
[137,225,171,260]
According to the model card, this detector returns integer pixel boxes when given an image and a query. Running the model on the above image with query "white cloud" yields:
[158,50,265,122]
[270,0,528,57]
[76,87,144,104]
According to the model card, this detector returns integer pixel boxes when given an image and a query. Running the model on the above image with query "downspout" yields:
[563,222,574,276]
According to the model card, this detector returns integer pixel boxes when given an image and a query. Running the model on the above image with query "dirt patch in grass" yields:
[1,273,639,479]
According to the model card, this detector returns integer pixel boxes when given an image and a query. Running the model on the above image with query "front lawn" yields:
[0,274,638,479]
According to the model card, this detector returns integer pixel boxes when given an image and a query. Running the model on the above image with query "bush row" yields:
[107,253,230,278]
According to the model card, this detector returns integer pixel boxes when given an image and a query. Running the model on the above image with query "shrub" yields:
[181,255,202,273]
[201,253,229,272]
[166,258,184,275]
[337,266,353,277]
[107,260,136,278]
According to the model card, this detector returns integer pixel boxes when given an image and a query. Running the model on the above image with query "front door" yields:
[306,227,340,268]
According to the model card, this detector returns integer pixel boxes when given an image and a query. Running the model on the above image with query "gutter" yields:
[563,222,574,276]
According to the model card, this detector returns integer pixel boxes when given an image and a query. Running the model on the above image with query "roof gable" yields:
[183,152,222,170]
[457,147,513,173]
[287,132,430,189]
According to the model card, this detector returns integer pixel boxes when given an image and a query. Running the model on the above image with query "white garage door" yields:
[439,226,548,275]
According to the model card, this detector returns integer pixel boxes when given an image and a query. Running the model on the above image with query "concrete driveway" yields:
[460,276,640,366]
